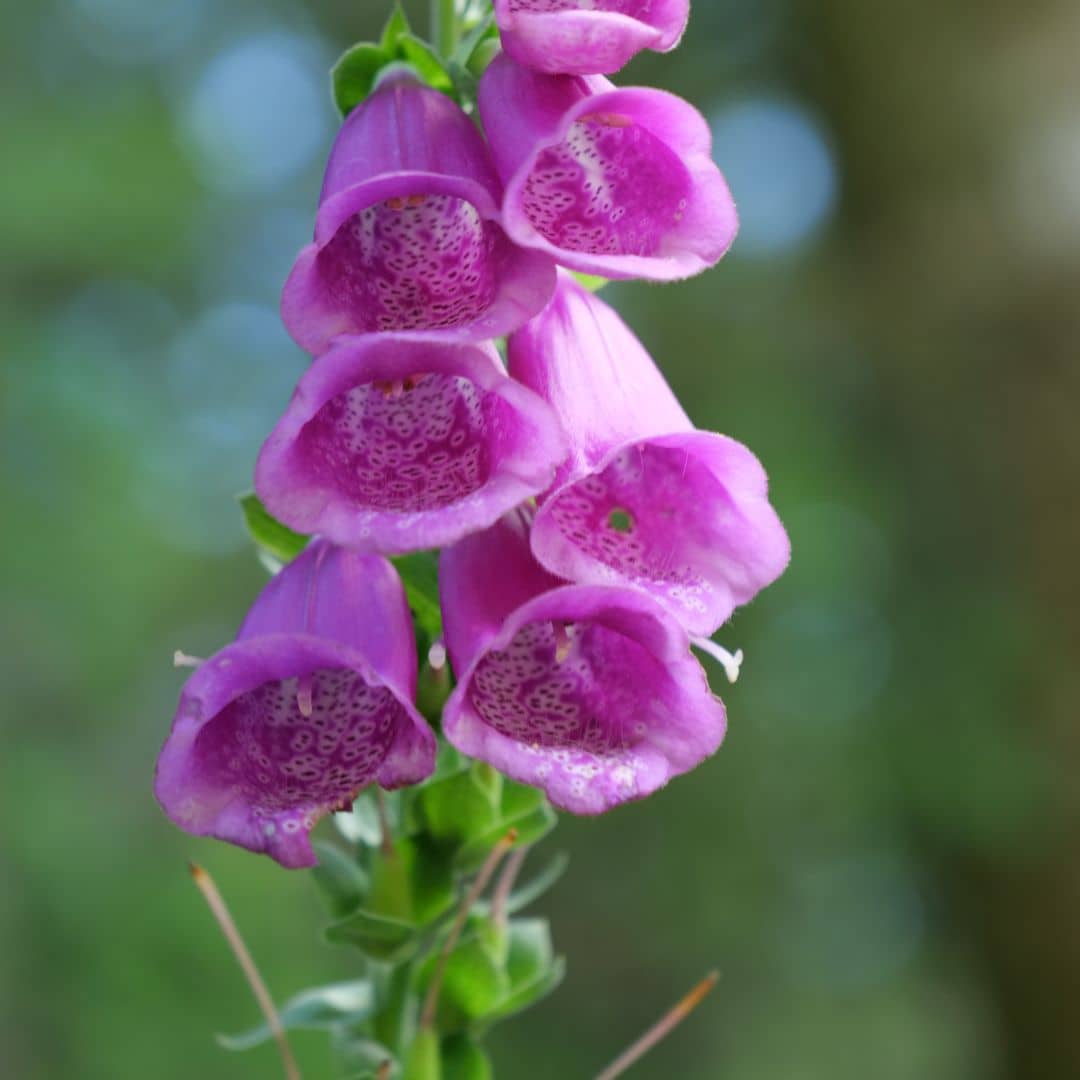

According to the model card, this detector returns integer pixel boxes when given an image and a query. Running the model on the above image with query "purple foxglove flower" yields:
[509,274,790,636]
[282,70,555,355]
[255,333,567,555]
[440,509,726,814]
[478,53,736,281]
[154,542,435,868]
[494,0,690,77]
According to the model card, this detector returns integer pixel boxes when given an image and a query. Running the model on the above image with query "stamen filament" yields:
[173,650,206,669]
[691,638,744,685]
[296,673,314,718]
[553,622,573,664]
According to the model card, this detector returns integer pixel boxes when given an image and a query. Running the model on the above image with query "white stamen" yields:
[692,638,744,685]
[296,673,314,718]
[428,641,448,671]
[173,650,206,669]
[553,622,573,664]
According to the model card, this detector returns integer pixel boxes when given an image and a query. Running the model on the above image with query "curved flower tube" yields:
[283,70,556,354]
[440,509,726,814]
[509,274,790,636]
[154,542,435,868]
[478,52,736,281]
[256,333,567,555]
[494,0,690,76]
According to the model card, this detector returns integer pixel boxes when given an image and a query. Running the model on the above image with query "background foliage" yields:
[3,0,1078,1076]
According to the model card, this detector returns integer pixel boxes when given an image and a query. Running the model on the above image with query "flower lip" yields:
[255,334,569,555]
[443,583,726,815]
[530,431,792,637]
[495,0,690,76]
[154,633,432,868]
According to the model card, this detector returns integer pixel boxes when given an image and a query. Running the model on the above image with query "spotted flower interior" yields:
[191,667,405,828]
[295,372,509,513]
[316,194,503,333]
[522,114,692,256]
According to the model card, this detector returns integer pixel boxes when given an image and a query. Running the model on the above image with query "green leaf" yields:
[311,840,370,917]
[402,1027,442,1080]
[380,4,412,51]
[504,918,553,989]
[456,782,557,870]
[332,41,391,117]
[333,1032,396,1076]
[325,908,419,963]
[453,13,496,68]
[217,979,375,1051]
[415,922,509,1030]
[486,955,566,1025]
[417,768,501,846]
[441,1034,493,1080]
[571,272,609,293]
[238,492,308,565]
[393,552,443,645]
[398,35,454,95]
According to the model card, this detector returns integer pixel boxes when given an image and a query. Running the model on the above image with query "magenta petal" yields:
[256,335,567,555]
[510,274,790,635]
[494,0,689,76]
[154,543,435,868]
[440,513,725,814]
[479,54,737,281]
[282,71,555,354]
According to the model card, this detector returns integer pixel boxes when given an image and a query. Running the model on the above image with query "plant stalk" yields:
[431,0,459,59]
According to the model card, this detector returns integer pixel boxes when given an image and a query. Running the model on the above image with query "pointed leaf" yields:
[398,35,454,95]
[238,492,309,565]
[442,1033,493,1080]
[380,4,411,51]
[485,956,566,1024]
[217,979,375,1051]
[325,908,419,963]
[332,42,391,117]
[402,1027,442,1080]
[456,783,557,870]
[312,840,370,917]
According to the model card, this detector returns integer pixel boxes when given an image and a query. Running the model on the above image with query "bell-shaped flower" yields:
[154,542,435,868]
[478,52,736,281]
[494,0,690,77]
[509,274,790,637]
[255,333,567,555]
[440,508,726,814]
[282,69,556,355]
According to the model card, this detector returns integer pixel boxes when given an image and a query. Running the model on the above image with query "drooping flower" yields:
[255,333,567,555]
[478,52,737,281]
[440,508,726,814]
[509,273,790,637]
[282,69,556,355]
[493,0,690,77]
[155,542,435,868]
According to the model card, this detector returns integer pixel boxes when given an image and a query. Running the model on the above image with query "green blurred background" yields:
[3,0,1078,1076]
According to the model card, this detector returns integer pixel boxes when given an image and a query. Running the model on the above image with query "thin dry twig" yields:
[375,1062,392,1080]
[594,971,720,1080]
[490,846,528,928]
[419,829,519,1029]
[189,863,302,1080]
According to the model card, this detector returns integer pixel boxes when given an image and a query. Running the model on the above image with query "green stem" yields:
[431,0,458,60]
